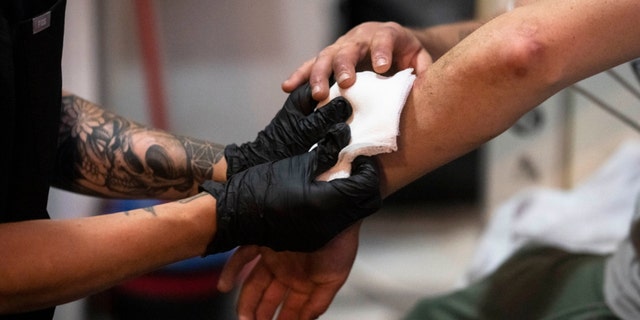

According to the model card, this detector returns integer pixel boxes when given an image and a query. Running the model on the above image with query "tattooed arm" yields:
[53,87,350,200]
[0,93,229,312]
[53,91,227,200]
[0,91,369,313]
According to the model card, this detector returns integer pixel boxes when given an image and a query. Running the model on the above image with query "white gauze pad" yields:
[316,68,416,181]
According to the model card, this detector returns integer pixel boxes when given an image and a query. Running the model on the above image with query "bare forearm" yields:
[412,20,484,61]
[0,193,216,313]
[379,0,640,197]
[54,92,227,199]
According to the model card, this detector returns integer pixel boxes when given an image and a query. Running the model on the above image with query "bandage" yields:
[316,68,416,181]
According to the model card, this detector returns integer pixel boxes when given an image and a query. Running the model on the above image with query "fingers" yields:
[282,53,337,103]
[217,245,261,292]
[299,287,340,320]
[237,260,276,320]
[300,97,352,144]
[330,156,381,193]
[282,59,316,93]
[314,97,352,124]
[331,156,382,217]
[413,47,433,75]
[313,123,350,174]
[287,82,317,116]
[330,42,362,90]
[350,156,380,183]
[276,289,311,320]
[255,280,288,320]
[369,25,397,74]
[283,57,333,102]
[284,21,428,106]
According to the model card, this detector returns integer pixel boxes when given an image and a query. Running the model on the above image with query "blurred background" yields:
[50,0,640,319]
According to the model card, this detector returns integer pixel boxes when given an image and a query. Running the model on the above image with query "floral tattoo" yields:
[54,94,225,199]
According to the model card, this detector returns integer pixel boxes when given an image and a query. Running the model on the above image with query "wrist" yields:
[212,154,228,182]
[181,192,218,256]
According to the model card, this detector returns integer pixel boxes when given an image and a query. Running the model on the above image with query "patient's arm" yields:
[378,0,640,197]
[221,1,640,319]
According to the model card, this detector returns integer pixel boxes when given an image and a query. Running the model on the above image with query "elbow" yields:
[496,27,565,89]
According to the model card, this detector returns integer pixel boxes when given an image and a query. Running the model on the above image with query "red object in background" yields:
[134,0,169,130]
[115,270,221,300]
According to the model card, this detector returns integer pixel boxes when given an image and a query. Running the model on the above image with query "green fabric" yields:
[404,246,620,320]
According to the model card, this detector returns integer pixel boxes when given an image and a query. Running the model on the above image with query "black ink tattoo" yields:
[53,94,225,199]
[143,206,157,216]
[178,192,209,204]
[214,149,225,164]
[179,136,224,182]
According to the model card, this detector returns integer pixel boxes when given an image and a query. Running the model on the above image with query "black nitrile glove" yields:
[224,83,352,178]
[200,123,381,254]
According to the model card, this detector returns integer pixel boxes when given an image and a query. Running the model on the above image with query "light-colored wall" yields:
[51,0,101,220]
[51,2,101,320]
[475,0,512,18]
[101,0,339,145]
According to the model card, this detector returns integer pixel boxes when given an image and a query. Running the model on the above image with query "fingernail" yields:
[337,72,351,84]
[312,85,321,95]
[375,57,388,67]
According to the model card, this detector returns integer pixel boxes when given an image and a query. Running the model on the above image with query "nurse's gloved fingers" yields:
[303,97,352,141]
[313,123,350,176]
[286,82,317,115]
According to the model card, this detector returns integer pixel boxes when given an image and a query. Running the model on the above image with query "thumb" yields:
[349,156,381,190]
[329,155,382,219]
[313,123,350,175]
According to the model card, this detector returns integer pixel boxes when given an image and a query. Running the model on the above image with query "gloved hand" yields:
[224,83,352,178]
[200,123,381,254]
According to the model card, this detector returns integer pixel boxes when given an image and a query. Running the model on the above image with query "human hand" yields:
[282,21,431,101]
[200,124,381,254]
[217,224,361,320]
[224,83,352,178]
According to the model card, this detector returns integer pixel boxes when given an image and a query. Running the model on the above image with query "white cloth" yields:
[316,68,416,181]
[461,140,640,286]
